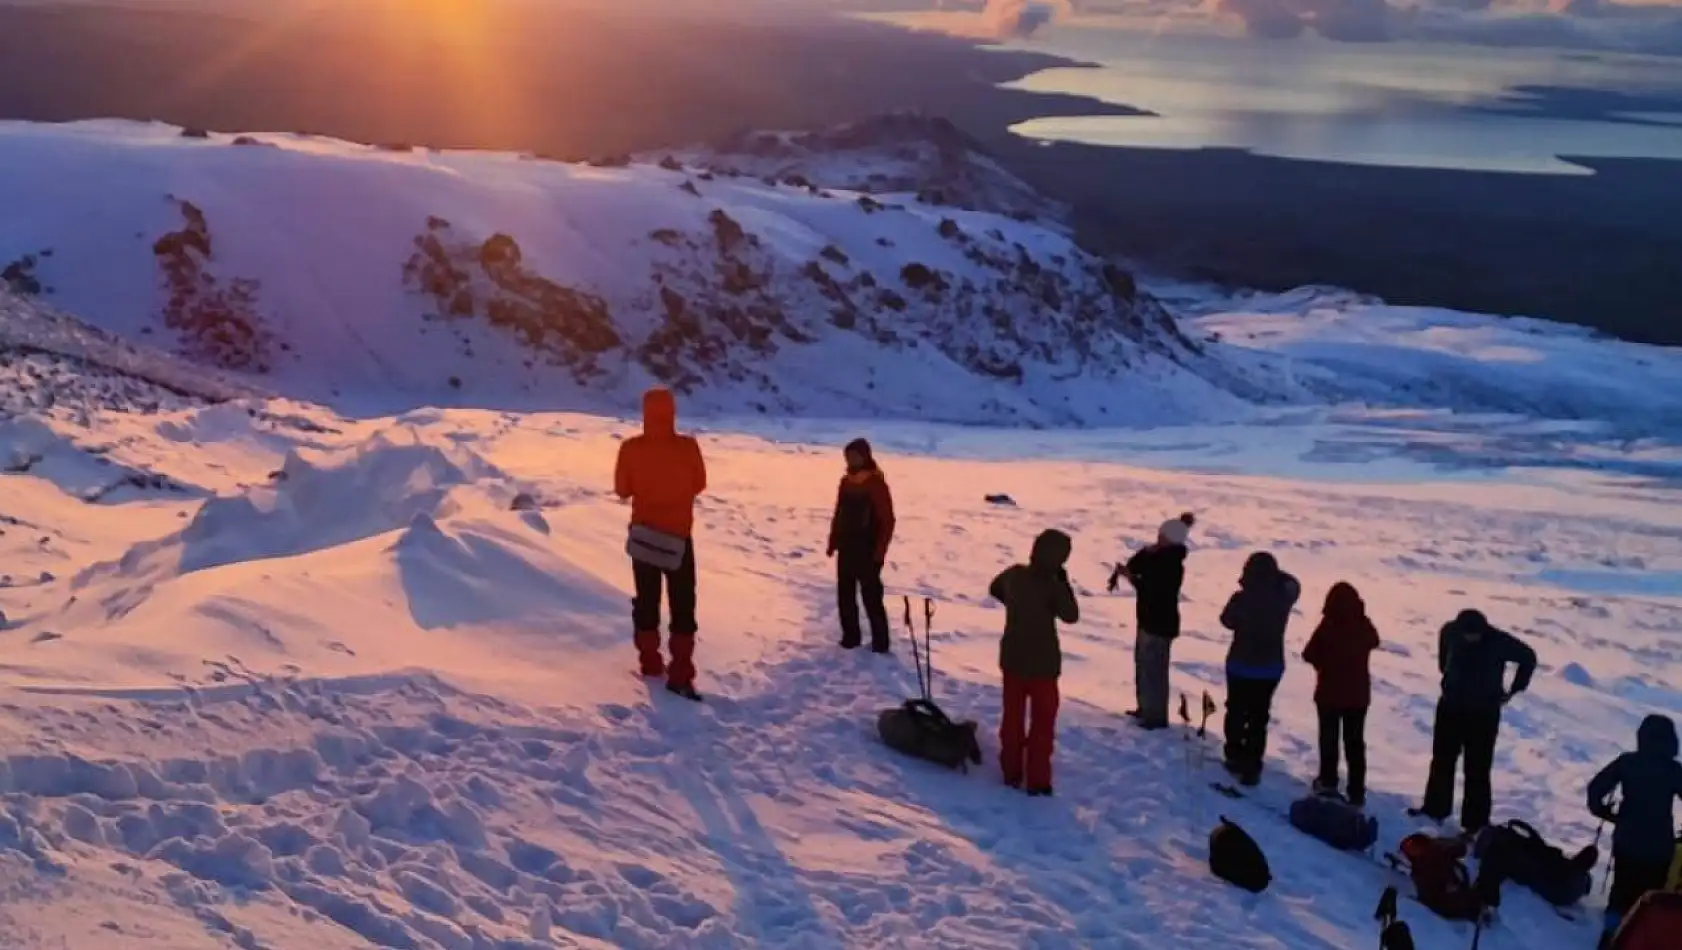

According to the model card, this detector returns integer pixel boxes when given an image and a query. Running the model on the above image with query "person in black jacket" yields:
[1109,513,1194,730]
[1587,714,1682,948]
[1219,552,1301,785]
[826,439,896,652]
[1416,609,1537,833]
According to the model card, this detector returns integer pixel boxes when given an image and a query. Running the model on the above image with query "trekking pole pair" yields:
[901,595,935,702]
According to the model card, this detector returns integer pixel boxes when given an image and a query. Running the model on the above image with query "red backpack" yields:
[1612,891,1682,950]
[1397,834,1489,922]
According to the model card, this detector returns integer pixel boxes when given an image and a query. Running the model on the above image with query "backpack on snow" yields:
[1209,817,1271,893]
[1394,833,1491,922]
[1472,819,1594,906]
[877,598,982,771]
[1612,890,1682,950]
[1289,792,1379,852]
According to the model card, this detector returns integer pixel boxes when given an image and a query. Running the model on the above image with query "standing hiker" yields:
[1587,714,1682,949]
[1416,609,1537,833]
[1109,513,1195,730]
[990,529,1079,797]
[1219,552,1301,786]
[615,387,708,701]
[1302,581,1381,806]
[826,438,896,653]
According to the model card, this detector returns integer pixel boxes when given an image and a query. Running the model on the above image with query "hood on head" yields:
[642,387,676,437]
[1240,552,1279,588]
[1324,581,1365,620]
[1030,529,1072,570]
[1452,609,1490,636]
[844,437,877,473]
[1637,714,1679,760]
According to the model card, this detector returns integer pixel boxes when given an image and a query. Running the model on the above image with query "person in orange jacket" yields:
[614,387,708,701]
[826,438,896,653]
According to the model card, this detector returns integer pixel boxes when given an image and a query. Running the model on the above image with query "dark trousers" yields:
[1000,673,1060,790]
[837,551,890,650]
[632,539,697,636]
[1604,853,1670,938]
[1224,676,1281,774]
[1421,700,1501,832]
[1315,705,1369,799]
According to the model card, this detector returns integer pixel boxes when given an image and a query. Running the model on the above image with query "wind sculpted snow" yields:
[2,400,1679,948]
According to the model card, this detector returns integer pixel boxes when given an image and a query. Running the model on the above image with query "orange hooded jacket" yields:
[614,388,707,538]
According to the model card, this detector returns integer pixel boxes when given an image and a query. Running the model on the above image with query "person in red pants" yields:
[989,529,1079,796]
[615,387,708,701]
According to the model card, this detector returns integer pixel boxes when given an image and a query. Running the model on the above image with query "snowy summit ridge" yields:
[0,117,1231,425]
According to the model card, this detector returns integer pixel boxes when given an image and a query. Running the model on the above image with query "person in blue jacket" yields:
[1587,714,1682,949]
[1416,609,1537,834]
[1219,552,1301,786]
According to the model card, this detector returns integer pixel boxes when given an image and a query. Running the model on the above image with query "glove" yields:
[1106,571,1120,594]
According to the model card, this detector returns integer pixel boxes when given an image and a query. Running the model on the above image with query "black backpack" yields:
[1473,820,1594,906]
[1210,817,1271,893]
[877,598,982,771]
[878,699,982,771]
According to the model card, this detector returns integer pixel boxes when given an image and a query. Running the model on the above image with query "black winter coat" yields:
[1588,714,1682,864]
[1126,544,1187,639]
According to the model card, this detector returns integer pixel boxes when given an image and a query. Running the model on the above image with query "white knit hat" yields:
[1158,518,1191,547]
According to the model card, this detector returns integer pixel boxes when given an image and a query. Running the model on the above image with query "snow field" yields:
[1,401,1678,948]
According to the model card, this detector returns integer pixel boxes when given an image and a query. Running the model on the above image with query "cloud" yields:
[1069,0,1682,56]
[979,0,1074,38]
[1215,0,1392,40]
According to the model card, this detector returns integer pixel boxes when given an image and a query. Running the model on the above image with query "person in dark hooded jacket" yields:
[826,438,896,653]
[1219,552,1301,785]
[1587,714,1682,948]
[1302,582,1381,805]
[990,529,1079,797]
[1417,609,1536,833]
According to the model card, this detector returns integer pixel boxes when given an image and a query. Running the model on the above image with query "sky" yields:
[911,0,1682,58]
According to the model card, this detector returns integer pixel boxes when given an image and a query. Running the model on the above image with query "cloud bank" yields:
[939,0,1682,56]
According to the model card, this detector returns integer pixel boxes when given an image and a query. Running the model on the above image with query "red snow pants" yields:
[1000,673,1060,790]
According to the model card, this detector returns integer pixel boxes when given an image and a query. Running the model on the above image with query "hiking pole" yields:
[923,598,936,700]
[903,596,927,700]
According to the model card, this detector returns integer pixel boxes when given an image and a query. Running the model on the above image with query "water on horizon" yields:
[987,25,1682,174]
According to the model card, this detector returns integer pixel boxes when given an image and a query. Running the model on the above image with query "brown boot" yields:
[634,631,664,677]
[666,634,699,701]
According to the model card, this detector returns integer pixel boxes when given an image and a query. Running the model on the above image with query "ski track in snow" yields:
[1,400,1678,949]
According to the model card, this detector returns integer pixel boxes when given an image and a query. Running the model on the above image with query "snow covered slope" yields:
[2,397,1679,949]
[0,119,1232,426]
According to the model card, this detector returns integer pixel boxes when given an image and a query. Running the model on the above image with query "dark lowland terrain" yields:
[2,0,1679,344]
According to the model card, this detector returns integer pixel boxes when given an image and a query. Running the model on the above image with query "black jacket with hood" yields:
[1220,552,1301,680]
[1588,714,1682,864]
[990,530,1079,680]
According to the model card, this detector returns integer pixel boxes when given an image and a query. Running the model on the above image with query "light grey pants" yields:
[1135,630,1173,724]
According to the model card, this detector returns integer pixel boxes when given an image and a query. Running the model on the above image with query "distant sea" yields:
[967,24,1682,175]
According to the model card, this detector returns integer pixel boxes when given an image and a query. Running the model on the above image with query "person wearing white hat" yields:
[1109,513,1196,729]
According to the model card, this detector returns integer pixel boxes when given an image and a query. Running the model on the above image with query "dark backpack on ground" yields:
[878,598,984,772]
[1210,817,1271,893]
[877,699,982,771]
[1290,793,1379,851]
[1613,891,1682,950]
[1398,833,1487,922]
[1473,820,1594,906]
